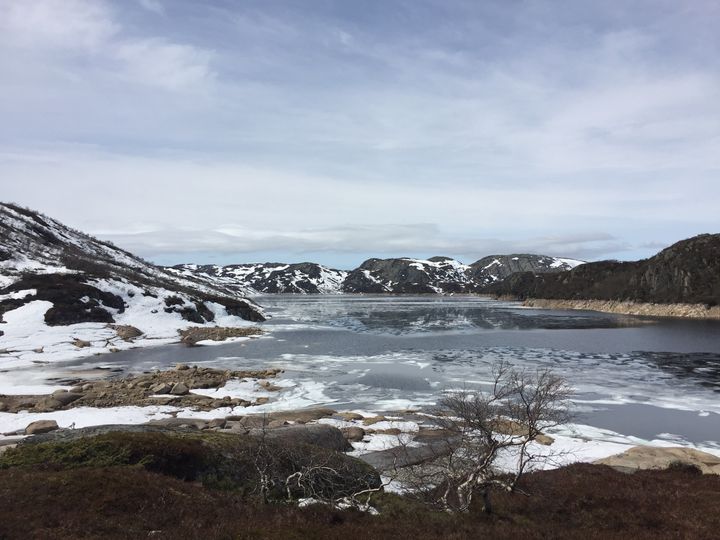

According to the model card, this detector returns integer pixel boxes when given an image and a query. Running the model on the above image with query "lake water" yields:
[72,295,720,449]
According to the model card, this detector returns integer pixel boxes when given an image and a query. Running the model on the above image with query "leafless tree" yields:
[400,360,573,513]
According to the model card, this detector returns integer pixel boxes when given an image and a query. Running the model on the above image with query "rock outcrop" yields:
[595,446,720,475]
[342,257,472,294]
[486,234,720,308]
[468,254,583,287]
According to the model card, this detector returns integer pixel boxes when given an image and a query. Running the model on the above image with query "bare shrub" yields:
[400,360,573,513]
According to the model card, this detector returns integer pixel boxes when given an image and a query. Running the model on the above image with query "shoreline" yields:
[520,298,720,320]
[3,365,720,473]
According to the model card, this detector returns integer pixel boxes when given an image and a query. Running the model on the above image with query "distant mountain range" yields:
[171,254,584,295]
[2,203,717,335]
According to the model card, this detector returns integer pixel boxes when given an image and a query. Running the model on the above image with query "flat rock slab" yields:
[261,424,352,452]
[358,436,460,472]
[595,446,720,475]
[19,422,351,453]
[225,408,337,428]
[25,420,59,435]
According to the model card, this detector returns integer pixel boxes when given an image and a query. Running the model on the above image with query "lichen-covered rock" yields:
[341,427,366,442]
[25,420,59,435]
[170,382,189,396]
[595,446,720,475]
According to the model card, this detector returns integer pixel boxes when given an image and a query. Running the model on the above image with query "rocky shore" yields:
[0,364,282,415]
[522,298,720,320]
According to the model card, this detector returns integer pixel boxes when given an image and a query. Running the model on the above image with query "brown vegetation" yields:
[0,463,718,539]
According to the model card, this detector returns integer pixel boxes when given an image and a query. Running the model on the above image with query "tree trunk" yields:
[481,487,493,514]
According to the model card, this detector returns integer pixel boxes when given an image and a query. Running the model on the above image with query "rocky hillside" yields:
[486,234,720,306]
[468,254,583,287]
[171,262,347,294]
[0,203,264,362]
[341,257,471,294]
[176,255,583,295]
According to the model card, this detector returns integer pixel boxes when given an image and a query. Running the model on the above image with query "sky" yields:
[1,0,718,269]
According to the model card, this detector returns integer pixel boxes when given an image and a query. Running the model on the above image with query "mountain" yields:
[485,234,720,306]
[0,203,264,340]
[341,257,471,294]
[467,254,584,287]
[175,255,583,295]
[170,263,347,294]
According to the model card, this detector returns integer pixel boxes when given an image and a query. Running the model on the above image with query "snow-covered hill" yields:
[176,255,584,295]
[467,254,585,287]
[341,256,472,293]
[0,203,264,368]
[171,263,347,294]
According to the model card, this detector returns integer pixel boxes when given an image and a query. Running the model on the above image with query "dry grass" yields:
[1,462,719,539]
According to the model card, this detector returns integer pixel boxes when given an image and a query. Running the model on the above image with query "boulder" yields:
[264,424,352,452]
[359,436,461,472]
[34,398,64,411]
[151,383,172,394]
[270,408,336,424]
[148,418,207,430]
[170,382,190,396]
[51,391,83,406]
[112,325,144,341]
[206,418,227,429]
[25,420,59,435]
[228,408,336,427]
[341,426,366,442]
[595,446,720,475]
[336,412,364,422]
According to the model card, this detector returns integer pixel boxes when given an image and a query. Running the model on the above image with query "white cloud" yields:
[0,1,717,265]
[0,0,118,50]
[1,149,716,264]
[0,0,214,92]
[114,39,215,90]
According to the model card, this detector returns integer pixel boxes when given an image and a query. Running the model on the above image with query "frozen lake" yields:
[55,295,720,451]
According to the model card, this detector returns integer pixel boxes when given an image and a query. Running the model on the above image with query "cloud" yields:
[137,0,164,15]
[94,223,628,265]
[0,0,214,92]
[0,0,118,50]
[114,39,215,90]
[0,1,717,266]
